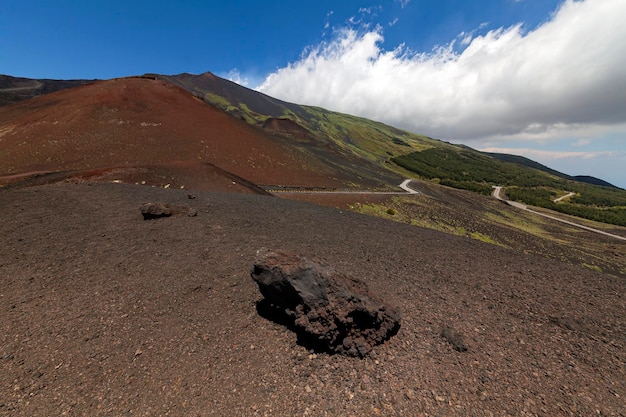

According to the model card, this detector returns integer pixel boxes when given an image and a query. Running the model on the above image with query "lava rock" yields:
[251,248,401,357]
[440,326,468,352]
[140,202,197,220]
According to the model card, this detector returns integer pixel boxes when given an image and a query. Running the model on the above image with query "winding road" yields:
[270,181,625,242]
[266,179,420,195]
[399,179,420,194]
[492,186,626,242]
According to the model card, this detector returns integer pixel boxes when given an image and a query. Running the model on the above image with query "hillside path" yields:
[554,192,576,202]
[266,179,420,195]
[0,80,43,92]
[492,186,626,241]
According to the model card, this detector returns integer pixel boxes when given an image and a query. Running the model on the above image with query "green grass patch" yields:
[582,263,603,273]
[469,231,501,246]
[506,187,626,226]
[351,201,502,246]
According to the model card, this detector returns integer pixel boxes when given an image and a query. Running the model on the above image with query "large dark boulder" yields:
[251,248,401,357]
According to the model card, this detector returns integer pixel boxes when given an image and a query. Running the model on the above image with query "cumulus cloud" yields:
[224,68,249,87]
[257,0,626,144]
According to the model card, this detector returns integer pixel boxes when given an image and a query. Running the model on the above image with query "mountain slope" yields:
[2,72,624,226]
[152,72,626,226]
[157,72,440,165]
[572,175,619,189]
[0,76,394,190]
[393,146,626,226]
[0,74,94,106]
[482,151,572,181]
[485,151,620,189]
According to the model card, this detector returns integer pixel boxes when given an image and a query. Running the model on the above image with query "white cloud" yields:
[224,68,249,87]
[257,0,626,146]
[398,0,411,8]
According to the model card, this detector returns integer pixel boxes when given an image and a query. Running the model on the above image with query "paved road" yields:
[399,179,419,194]
[267,179,420,195]
[492,186,626,242]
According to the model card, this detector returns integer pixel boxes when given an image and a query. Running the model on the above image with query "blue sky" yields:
[2,0,625,188]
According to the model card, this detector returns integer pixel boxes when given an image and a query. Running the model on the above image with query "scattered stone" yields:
[139,202,197,220]
[440,326,468,352]
[405,389,415,401]
[251,248,401,357]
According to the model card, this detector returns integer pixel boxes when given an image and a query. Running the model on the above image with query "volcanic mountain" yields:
[1,72,625,416]
[2,72,626,229]
[0,76,400,191]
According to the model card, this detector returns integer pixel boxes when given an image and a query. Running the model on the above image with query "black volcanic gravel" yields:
[1,182,624,416]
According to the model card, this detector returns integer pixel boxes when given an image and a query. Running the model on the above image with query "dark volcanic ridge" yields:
[0,74,94,106]
[155,71,309,120]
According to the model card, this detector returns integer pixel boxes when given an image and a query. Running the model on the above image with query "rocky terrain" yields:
[1,72,625,416]
[1,181,624,416]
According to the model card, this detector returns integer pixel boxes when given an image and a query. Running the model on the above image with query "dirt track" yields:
[1,182,625,416]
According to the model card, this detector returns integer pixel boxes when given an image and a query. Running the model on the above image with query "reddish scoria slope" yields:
[0,77,352,190]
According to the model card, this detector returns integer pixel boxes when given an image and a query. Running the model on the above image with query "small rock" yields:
[440,326,468,352]
[140,202,172,219]
[140,202,197,220]
[405,389,415,401]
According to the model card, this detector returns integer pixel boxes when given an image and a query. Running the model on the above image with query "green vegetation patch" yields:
[582,263,603,273]
[506,186,626,226]
[469,231,502,246]
[303,106,437,163]
[393,147,626,227]
[350,200,503,246]
[439,179,493,195]
[392,147,559,186]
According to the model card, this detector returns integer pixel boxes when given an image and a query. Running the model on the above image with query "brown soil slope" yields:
[1,182,624,416]
[0,77,354,189]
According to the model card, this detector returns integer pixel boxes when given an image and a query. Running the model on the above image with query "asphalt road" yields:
[492,186,626,242]
[267,179,420,195]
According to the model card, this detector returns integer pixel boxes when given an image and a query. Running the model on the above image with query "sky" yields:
[2,0,625,188]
